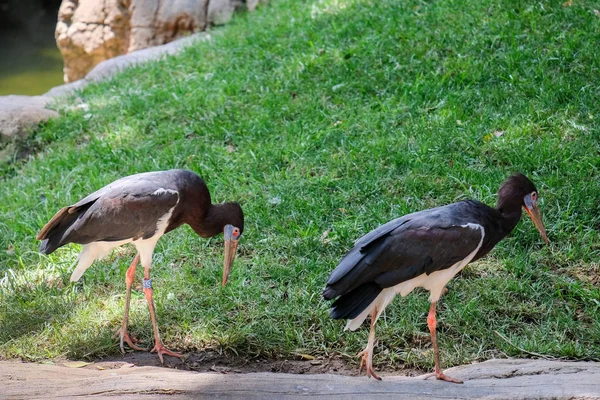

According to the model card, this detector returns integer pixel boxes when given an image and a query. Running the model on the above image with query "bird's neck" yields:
[496,199,523,236]
[190,203,232,238]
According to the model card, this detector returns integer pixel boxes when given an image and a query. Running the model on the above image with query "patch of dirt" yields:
[564,263,600,287]
[83,350,421,378]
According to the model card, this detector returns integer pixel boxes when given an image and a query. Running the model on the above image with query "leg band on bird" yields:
[143,279,153,289]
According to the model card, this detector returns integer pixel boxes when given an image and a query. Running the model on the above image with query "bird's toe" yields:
[115,327,146,352]
[367,366,382,381]
[151,343,185,363]
[435,372,463,384]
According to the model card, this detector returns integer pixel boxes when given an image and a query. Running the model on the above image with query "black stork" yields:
[37,169,244,363]
[323,173,548,383]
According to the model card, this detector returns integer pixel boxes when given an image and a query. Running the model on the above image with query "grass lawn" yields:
[1,0,599,371]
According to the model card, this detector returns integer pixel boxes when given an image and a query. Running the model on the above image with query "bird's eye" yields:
[233,228,240,238]
[531,192,537,201]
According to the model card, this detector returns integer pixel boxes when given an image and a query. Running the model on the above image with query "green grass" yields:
[1,0,599,371]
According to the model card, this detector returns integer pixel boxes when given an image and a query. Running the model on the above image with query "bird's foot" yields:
[357,349,382,381]
[151,342,184,364]
[114,327,146,353]
[436,373,463,384]
[423,371,463,384]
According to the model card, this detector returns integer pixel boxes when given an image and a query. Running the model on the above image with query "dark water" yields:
[0,0,64,96]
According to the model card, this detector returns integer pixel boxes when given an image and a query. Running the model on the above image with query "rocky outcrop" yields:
[56,0,265,83]
[55,0,131,83]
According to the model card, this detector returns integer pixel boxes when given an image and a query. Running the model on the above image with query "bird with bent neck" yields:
[37,169,244,363]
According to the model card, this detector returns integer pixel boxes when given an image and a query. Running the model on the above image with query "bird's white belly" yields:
[392,259,468,303]
[345,223,485,331]
[90,239,133,260]
[70,239,132,282]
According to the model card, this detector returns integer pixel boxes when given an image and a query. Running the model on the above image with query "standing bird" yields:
[323,173,548,383]
[37,169,244,363]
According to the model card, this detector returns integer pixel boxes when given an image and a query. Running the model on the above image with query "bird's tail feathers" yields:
[328,282,382,321]
[39,239,53,254]
[37,207,70,241]
[38,201,97,255]
[37,207,80,255]
[344,288,397,331]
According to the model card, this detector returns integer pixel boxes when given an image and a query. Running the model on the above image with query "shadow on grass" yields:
[0,287,75,343]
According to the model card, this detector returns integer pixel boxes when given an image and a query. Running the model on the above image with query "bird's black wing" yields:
[323,202,484,301]
[39,175,180,254]
[326,207,441,287]
[64,184,179,244]
[69,171,176,209]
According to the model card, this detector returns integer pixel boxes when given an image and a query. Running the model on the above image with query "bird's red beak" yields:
[524,193,549,244]
[222,225,241,286]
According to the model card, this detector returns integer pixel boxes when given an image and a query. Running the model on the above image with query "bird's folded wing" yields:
[63,188,179,244]
[325,211,484,297]
[372,224,483,288]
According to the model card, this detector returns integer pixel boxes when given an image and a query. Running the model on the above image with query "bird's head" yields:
[498,173,548,244]
[221,203,244,286]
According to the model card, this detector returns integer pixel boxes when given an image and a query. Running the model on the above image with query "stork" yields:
[323,173,548,382]
[38,169,244,363]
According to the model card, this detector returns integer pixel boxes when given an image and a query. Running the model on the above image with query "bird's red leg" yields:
[357,306,381,380]
[142,267,184,364]
[115,253,145,352]
[425,301,463,384]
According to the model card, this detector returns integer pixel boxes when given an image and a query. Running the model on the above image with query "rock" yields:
[44,80,89,99]
[55,0,131,83]
[0,95,58,162]
[2,359,600,399]
[56,0,265,83]
[128,0,208,54]
[87,30,209,81]
[246,0,262,12]
[208,0,236,26]
[0,96,58,141]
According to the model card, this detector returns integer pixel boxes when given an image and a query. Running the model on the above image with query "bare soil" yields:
[83,350,422,378]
